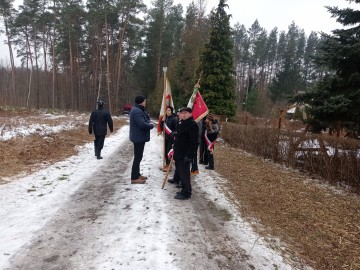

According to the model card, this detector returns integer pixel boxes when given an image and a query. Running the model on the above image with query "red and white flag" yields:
[187,84,208,122]
[157,77,174,134]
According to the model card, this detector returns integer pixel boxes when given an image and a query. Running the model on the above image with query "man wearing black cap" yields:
[172,107,199,199]
[129,95,154,184]
[88,99,113,159]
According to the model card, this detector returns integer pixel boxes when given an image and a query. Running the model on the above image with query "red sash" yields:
[164,122,172,135]
[204,132,216,154]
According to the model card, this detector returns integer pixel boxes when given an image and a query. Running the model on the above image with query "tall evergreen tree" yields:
[269,23,306,105]
[198,0,236,116]
[233,22,249,106]
[292,1,360,134]
[170,1,210,107]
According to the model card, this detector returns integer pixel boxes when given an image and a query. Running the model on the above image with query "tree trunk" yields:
[4,20,17,105]
[105,15,112,114]
[68,27,74,110]
[115,12,129,112]
[25,28,34,108]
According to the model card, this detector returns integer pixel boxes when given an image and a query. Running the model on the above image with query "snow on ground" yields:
[0,113,87,141]
[0,120,302,269]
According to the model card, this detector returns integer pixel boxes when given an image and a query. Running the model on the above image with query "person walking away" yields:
[205,113,219,170]
[173,107,198,200]
[88,99,113,160]
[199,117,208,165]
[160,106,177,172]
[129,95,154,184]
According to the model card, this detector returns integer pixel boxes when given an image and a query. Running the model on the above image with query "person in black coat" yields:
[88,99,113,159]
[172,107,199,200]
[129,95,154,184]
[205,114,219,170]
[160,106,177,171]
[199,117,208,165]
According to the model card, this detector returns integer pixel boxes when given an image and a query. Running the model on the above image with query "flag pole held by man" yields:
[157,71,176,170]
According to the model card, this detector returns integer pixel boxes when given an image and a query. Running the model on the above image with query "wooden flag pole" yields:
[161,156,174,189]
[162,67,168,169]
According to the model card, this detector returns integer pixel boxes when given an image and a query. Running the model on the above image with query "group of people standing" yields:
[88,95,219,200]
[160,105,219,200]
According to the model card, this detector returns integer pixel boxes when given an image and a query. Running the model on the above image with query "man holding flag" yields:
[172,107,198,200]
[187,82,209,174]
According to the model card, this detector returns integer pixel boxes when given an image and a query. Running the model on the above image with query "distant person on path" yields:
[172,107,198,200]
[129,95,154,184]
[88,99,113,160]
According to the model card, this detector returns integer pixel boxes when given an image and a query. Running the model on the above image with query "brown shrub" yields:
[221,122,360,193]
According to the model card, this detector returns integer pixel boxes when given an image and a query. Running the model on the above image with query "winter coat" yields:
[206,120,219,142]
[88,107,113,136]
[173,117,199,160]
[161,114,177,140]
[129,104,154,143]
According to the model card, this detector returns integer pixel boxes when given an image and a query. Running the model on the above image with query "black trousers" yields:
[175,158,191,197]
[199,137,208,164]
[131,142,145,180]
[206,146,214,169]
[191,143,200,171]
[94,135,105,157]
[165,137,173,165]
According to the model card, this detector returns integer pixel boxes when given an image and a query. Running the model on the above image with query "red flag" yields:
[192,91,209,122]
[187,85,208,122]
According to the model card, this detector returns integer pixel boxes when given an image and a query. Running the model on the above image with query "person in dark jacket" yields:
[190,120,202,175]
[199,117,208,165]
[172,107,199,200]
[129,95,154,184]
[205,113,219,170]
[88,99,113,160]
[160,106,177,171]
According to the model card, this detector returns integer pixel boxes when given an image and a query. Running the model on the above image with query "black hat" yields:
[179,107,192,113]
[135,95,146,104]
[97,99,104,106]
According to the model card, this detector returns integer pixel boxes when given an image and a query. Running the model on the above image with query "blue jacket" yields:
[129,104,154,143]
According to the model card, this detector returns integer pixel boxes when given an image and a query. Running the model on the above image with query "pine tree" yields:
[269,23,306,105]
[292,1,360,134]
[198,0,236,116]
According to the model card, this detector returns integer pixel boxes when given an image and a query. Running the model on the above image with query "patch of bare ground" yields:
[0,110,126,183]
[215,143,360,270]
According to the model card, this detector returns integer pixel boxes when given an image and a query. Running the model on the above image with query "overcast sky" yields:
[0,0,357,64]
[165,0,357,34]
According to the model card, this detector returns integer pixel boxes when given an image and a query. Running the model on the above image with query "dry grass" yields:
[215,144,360,270]
[0,109,126,183]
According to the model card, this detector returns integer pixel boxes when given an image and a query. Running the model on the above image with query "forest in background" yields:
[0,0,330,116]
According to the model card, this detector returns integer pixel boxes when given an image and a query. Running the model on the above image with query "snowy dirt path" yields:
[1,126,299,270]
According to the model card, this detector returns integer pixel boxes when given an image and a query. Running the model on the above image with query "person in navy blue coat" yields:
[88,99,113,159]
[129,95,154,184]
